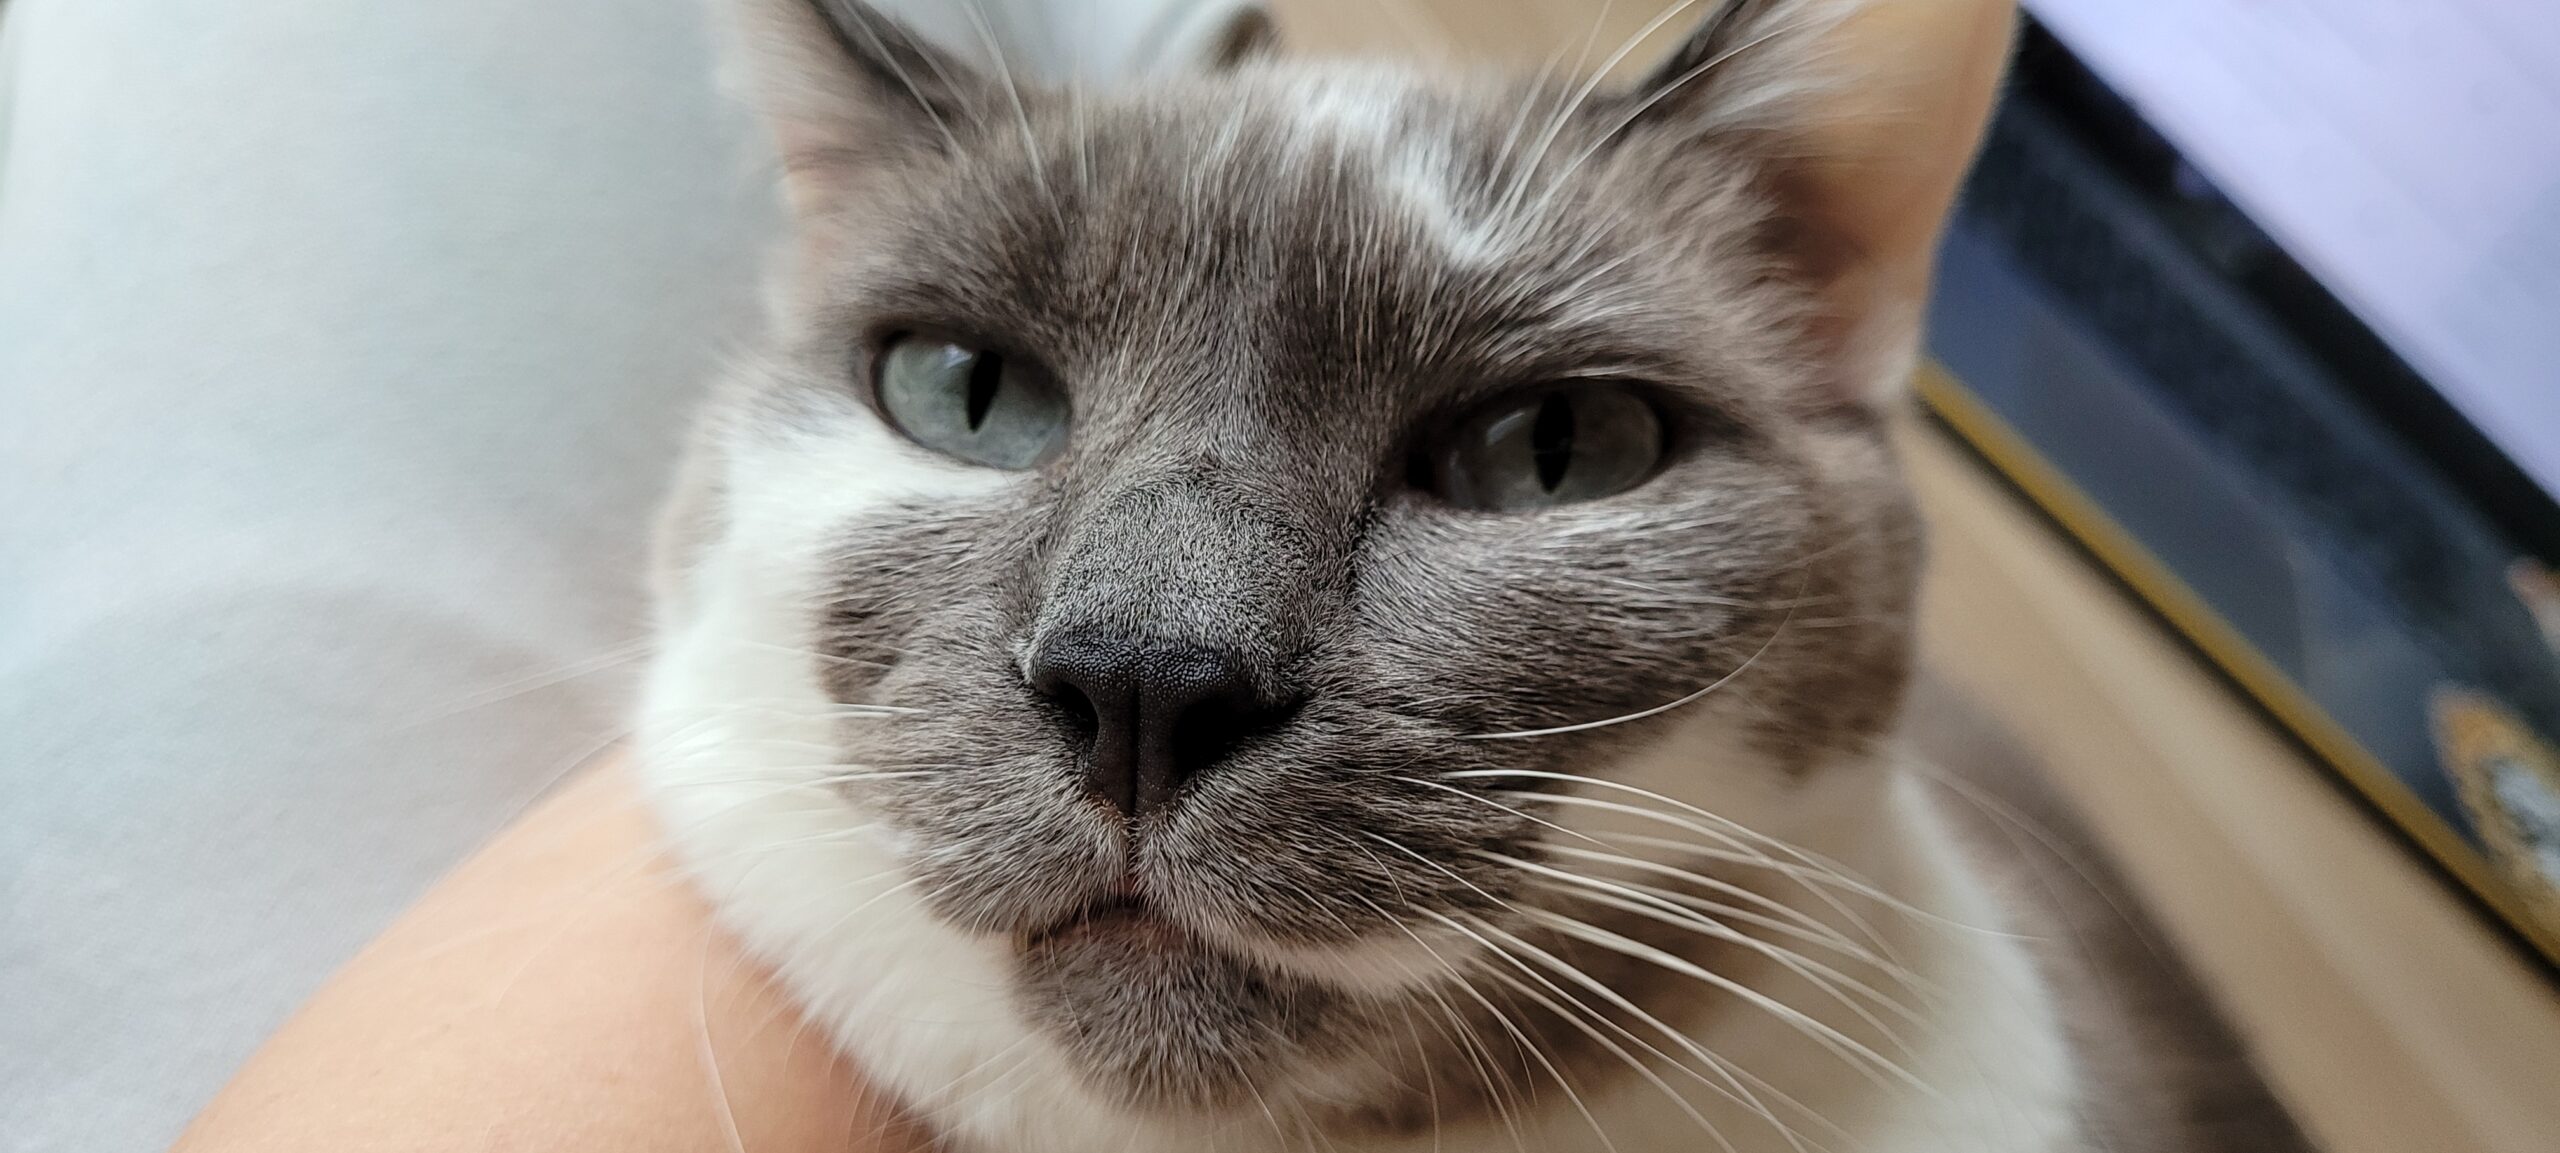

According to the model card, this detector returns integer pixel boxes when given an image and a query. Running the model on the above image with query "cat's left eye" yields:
[874,333,1068,470]
[1424,384,1665,511]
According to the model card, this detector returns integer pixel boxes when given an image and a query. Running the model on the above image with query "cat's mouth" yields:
[1024,893,1195,953]
[1019,883,1471,1005]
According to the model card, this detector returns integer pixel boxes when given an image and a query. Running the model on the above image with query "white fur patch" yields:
[1269,68,1509,265]
[1283,70,1410,152]
[1384,145,1505,264]
[641,406,1165,1150]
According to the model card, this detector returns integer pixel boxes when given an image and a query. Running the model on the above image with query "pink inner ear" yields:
[1755,0,2018,409]
[728,0,994,227]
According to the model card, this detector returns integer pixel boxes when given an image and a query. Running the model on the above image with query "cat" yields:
[638,1,2141,1149]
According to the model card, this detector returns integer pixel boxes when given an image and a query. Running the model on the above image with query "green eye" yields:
[1429,385,1665,510]
[874,334,1068,469]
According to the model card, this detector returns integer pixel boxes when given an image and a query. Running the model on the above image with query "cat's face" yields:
[648,0,2005,1137]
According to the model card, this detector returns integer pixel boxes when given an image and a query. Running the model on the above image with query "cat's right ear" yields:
[1610,0,2015,413]
[724,0,987,217]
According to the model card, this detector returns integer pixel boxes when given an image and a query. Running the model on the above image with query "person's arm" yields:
[172,759,922,1153]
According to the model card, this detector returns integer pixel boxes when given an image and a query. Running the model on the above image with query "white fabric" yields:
[0,0,1249,1147]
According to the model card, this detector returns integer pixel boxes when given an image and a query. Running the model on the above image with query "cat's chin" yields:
[1015,897,1345,1113]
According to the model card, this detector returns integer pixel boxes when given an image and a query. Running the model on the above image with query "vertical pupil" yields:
[964,351,1004,431]
[1530,393,1576,492]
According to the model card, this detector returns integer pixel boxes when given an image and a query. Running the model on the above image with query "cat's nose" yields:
[1026,630,1285,820]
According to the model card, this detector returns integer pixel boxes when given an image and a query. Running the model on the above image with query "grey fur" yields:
[678,0,1940,1132]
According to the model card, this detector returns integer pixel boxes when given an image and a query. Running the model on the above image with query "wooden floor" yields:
[1264,2,2560,1150]
[1904,414,2560,1153]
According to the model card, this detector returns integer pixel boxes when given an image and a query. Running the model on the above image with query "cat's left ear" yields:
[723,0,995,219]
[1624,0,2016,411]
[1207,7,1280,67]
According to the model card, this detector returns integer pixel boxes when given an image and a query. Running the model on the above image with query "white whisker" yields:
[697,934,749,1153]
[1459,609,1789,738]
[1528,22,1798,221]
[1392,906,1621,1153]
[1533,843,1891,968]
[960,0,1062,229]
[822,0,961,152]
[1516,905,1937,1099]
[1366,833,1827,1152]
[1513,873,1929,1067]
[1353,894,1534,1153]
[1449,911,1837,1153]
[409,639,650,723]
[1466,944,1754,1153]
[1490,851,1927,1030]
[1496,0,1712,223]
[1389,775,1614,850]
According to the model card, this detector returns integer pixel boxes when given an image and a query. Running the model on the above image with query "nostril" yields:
[1133,653,1290,816]
[1024,629,1292,820]
[1167,686,1293,786]
[1047,679,1100,740]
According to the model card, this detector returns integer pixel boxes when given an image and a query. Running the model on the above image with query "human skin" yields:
[173,758,924,1153]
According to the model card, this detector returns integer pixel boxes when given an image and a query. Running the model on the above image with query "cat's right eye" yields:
[1423,383,1666,511]
[874,334,1068,470]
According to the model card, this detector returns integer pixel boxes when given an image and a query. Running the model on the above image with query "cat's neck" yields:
[1713,762,2084,1153]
